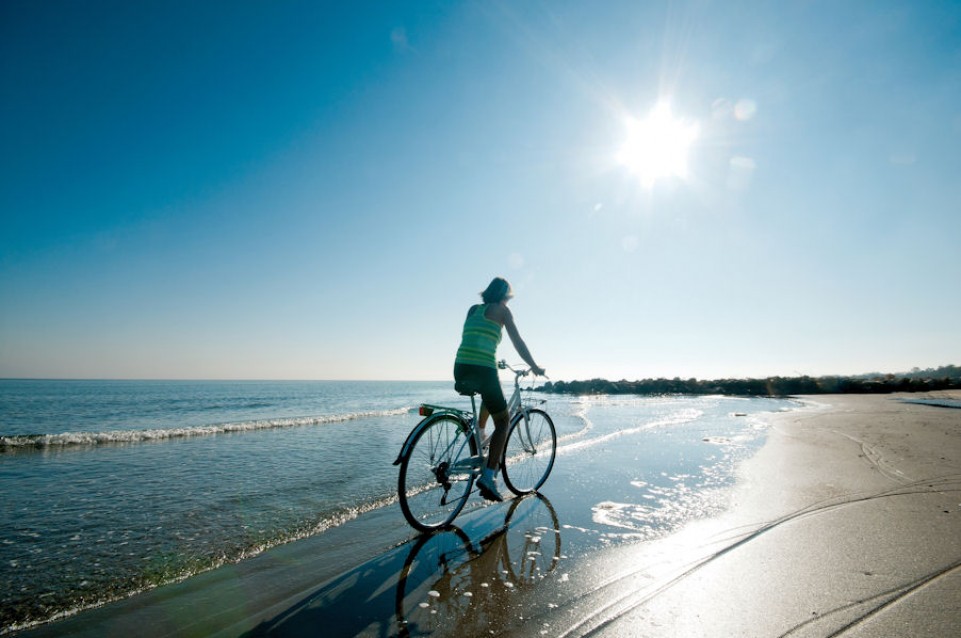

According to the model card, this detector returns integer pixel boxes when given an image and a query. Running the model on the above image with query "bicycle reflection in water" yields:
[242,494,561,638]
[396,494,561,637]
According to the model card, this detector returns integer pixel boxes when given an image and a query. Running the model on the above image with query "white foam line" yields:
[556,409,703,455]
[554,401,593,446]
[0,408,412,449]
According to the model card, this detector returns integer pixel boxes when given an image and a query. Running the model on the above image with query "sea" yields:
[0,379,800,633]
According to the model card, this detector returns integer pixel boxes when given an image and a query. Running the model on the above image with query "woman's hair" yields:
[481,277,513,304]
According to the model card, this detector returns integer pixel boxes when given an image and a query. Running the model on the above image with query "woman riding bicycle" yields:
[454,277,545,502]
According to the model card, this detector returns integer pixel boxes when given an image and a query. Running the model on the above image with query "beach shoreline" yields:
[499,390,961,637]
[11,391,961,637]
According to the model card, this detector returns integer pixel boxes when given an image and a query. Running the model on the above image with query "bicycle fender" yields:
[393,414,469,465]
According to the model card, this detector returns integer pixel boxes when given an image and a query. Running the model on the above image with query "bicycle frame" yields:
[393,361,540,467]
[503,361,546,453]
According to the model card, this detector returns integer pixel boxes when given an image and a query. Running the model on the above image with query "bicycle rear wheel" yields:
[395,527,473,632]
[398,414,478,532]
[501,408,556,495]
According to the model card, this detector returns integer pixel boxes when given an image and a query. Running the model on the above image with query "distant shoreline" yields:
[540,364,961,396]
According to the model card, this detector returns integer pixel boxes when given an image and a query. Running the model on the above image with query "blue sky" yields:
[2,1,959,381]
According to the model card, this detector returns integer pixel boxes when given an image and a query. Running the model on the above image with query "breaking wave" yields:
[0,407,412,450]
[556,408,703,455]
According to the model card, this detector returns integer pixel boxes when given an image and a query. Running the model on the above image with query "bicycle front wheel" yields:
[501,408,556,495]
[398,415,477,532]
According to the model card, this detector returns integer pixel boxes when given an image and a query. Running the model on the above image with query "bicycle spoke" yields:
[398,415,477,531]
[501,409,556,495]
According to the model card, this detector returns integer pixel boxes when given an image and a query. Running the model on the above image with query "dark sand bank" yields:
[13,392,960,637]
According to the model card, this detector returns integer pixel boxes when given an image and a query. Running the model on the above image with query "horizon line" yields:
[2,363,957,385]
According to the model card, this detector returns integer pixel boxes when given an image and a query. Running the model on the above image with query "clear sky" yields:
[2,1,959,381]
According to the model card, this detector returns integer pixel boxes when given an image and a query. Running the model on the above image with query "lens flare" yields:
[618,102,700,188]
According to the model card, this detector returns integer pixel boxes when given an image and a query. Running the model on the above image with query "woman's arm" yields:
[491,305,546,376]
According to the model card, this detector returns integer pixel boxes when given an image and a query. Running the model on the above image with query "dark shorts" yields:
[453,363,507,414]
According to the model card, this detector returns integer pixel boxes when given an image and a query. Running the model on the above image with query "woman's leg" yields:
[478,404,490,431]
[473,365,508,501]
[486,408,510,471]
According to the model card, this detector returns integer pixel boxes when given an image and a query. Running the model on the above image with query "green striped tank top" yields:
[454,304,502,369]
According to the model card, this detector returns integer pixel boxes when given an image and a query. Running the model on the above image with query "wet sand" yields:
[13,392,961,637]
[500,391,961,637]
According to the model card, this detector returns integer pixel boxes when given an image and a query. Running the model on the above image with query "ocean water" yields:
[0,379,798,632]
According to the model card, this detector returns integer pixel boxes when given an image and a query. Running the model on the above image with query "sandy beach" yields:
[503,391,961,638]
[13,391,961,638]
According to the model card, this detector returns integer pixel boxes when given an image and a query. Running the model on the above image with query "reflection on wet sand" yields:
[242,494,561,638]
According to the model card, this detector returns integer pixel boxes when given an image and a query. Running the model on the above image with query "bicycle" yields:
[394,361,557,532]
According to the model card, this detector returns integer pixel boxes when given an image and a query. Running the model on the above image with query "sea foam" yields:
[0,407,411,449]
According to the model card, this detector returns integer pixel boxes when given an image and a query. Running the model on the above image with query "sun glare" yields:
[618,102,700,188]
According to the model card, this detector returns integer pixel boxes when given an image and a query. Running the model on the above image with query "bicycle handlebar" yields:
[498,359,548,380]
[498,360,525,375]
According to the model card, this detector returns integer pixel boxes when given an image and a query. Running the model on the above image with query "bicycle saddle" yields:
[454,380,481,396]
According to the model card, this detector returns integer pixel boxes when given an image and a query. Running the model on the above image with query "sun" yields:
[617,101,700,188]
